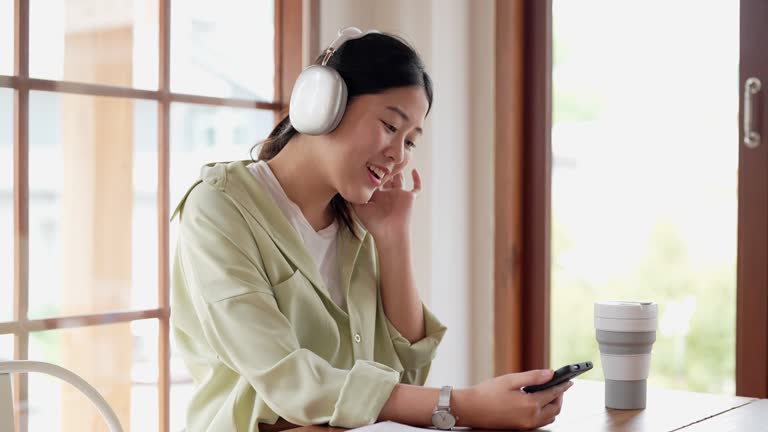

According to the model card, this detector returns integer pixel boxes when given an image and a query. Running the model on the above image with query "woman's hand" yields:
[351,169,421,241]
[453,369,572,430]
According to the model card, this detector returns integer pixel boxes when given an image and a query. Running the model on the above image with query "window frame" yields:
[0,1,307,431]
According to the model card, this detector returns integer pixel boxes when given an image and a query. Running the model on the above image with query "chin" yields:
[339,188,375,205]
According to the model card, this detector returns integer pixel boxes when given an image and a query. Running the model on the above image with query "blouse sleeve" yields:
[383,302,446,385]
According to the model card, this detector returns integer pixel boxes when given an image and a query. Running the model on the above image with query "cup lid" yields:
[595,301,658,319]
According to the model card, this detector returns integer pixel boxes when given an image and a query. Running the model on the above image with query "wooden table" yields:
[288,380,766,432]
[530,379,761,431]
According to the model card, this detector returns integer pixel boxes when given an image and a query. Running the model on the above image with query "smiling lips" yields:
[366,163,389,186]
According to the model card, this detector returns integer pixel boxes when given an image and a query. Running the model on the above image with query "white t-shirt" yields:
[247,160,347,311]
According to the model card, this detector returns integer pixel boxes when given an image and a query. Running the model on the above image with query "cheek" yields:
[344,126,386,156]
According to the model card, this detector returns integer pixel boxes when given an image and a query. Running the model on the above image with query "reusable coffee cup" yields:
[594,301,658,409]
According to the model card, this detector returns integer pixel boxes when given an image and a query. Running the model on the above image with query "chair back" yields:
[0,361,124,432]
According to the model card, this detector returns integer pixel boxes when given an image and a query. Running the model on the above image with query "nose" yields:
[384,137,406,164]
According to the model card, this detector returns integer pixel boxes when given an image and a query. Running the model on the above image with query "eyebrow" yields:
[386,106,423,135]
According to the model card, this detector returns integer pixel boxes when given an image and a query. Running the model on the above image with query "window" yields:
[494,0,767,399]
[0,1,300,430]
[550,0,739,394]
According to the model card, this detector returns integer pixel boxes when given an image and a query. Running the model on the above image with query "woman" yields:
[171,28,571,431]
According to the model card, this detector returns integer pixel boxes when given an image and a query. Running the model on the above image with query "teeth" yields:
[367,163,385,179]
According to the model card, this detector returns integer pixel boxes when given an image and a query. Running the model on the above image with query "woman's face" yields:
[322,85,429,204]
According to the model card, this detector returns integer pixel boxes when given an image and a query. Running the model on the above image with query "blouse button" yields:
[354,333,362,343]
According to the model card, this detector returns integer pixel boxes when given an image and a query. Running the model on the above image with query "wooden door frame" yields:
[493,0,552,374]
[736,0,768,399]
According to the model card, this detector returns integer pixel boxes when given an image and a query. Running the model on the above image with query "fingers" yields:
[532,380,573,406]
[540,393,565,420]
[378,169,421,195]
[507,369,554,389]
[391,172,404,189]
[411,169,422,194]
[532,383,569,429]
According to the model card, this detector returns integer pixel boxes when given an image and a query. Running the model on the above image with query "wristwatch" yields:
[431,386,457,430]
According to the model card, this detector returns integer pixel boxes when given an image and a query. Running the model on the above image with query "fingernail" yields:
[541,369,552,377]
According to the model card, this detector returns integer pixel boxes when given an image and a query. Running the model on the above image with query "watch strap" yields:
[437,386,452,409]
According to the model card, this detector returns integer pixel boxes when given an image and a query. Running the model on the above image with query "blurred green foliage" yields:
[551,219,736,394]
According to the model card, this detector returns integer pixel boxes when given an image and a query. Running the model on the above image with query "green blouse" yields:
[171,161,446,431]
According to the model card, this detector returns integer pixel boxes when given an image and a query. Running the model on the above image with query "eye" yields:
[380,120,397,133]
[381,120,416,150]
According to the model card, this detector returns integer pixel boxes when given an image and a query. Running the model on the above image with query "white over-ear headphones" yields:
[288,26,380,135]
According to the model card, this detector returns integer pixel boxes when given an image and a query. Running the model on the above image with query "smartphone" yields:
[522,361,593,393]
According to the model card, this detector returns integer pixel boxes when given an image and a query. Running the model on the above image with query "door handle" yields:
[744,77,762,149]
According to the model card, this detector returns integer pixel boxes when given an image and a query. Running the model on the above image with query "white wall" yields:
[466,0,496,387]
[314,0,496,388]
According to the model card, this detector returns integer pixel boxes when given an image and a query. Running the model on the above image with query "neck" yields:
[266,134,337,231]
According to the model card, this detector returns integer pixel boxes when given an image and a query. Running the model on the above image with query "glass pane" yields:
[28,92,158,319]
[169,103,274,209]
[171,0,275,100]
[0,334,12,360]
[27,321,158,431]
[0,88,12,323]
[170,334,194,432]
[550,1,738,394]
[29,0,159,89]
[0,0,12,75]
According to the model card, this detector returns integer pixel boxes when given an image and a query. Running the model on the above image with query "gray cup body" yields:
[605,380,648,410]
[596,330,657,409]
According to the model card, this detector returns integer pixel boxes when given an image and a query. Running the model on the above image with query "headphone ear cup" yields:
[288,65,348,135]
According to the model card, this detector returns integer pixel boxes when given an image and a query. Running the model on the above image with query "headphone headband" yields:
[321,26,380,65]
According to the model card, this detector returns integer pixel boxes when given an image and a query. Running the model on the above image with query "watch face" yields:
[432,411,456,429]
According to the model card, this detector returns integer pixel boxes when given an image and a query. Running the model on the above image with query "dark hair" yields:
[250,32,433,239]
